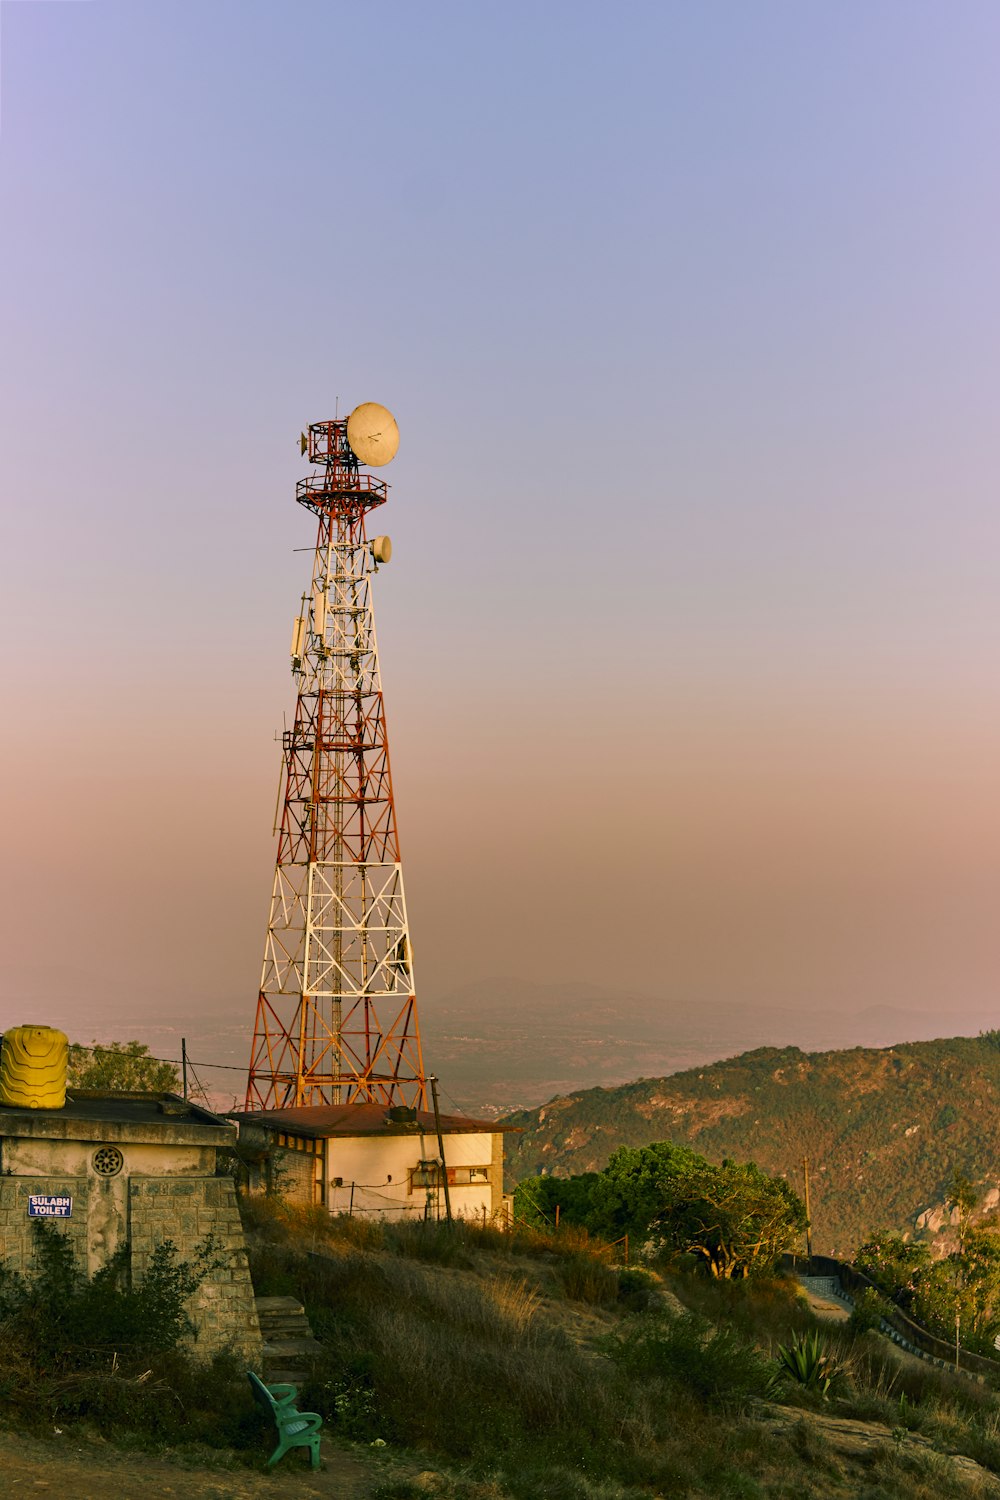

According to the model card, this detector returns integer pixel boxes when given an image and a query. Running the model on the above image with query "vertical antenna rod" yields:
[245,413,426,1109]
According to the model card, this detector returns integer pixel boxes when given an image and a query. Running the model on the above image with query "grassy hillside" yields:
[241,1201,1000,1499]
[8,1198,1000,1495]
[503,1034,1000,1257]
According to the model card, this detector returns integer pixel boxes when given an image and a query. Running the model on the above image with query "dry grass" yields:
[232,1197,1000,1497]
[485,1272,542,1334]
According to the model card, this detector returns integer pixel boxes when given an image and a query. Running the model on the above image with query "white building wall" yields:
[325,1130,498,1221]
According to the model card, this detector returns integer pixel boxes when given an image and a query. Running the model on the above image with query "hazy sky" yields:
[3,2,1000,1069]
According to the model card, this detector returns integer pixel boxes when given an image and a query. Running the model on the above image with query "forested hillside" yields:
[503,1034,1000,1256]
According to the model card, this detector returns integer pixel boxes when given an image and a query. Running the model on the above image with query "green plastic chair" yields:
[248,1370,322,1470]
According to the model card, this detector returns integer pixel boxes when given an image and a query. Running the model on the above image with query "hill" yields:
[503,1033,1000,1257]
[238,1202,1000,1499]
[9,1195,1000,1496]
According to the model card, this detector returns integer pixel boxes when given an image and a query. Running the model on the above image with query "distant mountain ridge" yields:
[502,1033,1000,1258]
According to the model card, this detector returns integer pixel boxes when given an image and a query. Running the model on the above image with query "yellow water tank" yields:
[0,1025,69,1109]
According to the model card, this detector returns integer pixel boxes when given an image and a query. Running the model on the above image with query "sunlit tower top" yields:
[245,404,426,1110]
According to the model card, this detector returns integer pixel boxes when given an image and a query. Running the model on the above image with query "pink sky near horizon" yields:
[3,2,1000,1079]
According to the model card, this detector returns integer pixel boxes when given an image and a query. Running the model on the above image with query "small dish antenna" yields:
[347,402,400,467]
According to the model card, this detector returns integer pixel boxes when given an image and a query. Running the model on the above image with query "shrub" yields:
[7,1221,226,1365]
[556,1253,620,1306]
[303,1351,386,1442]
[850,1287,889,1335]
[617,1266,657,1312]
[0,1221,260,1454]
[776,1331,839,1397]
[669,1269,812,1348]
[601,1310,779,1412]
[383,1220,474,1268]
[303,1256,633,1465]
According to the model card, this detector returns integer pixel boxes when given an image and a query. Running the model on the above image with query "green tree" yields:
[955,1229,1000,1343]
[68,1039,180,1093]
[948,1172,979,1255]
[589,1142,806,1277]
[512,1171,600,1228]
[652,1156,807,1279]
[587,1141,703,1242]
[856,1225,1000,1354]
[854,1231,932,1310]
[914,1229,1000,1352]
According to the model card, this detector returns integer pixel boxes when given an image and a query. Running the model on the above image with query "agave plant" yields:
[776,1330,838,1397]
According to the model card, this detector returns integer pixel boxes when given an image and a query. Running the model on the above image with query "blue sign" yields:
[28,1195,73,1218]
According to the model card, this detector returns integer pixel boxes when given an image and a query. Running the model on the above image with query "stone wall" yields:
[129,1176,261,1362]
[0,1177,89,1271]
[0,1173,261,1364]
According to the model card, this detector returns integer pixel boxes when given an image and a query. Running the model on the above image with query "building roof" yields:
[0,1090,235,1145]
[230,1103,517,1139]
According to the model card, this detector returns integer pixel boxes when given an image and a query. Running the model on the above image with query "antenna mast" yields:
[245,409,426,1109]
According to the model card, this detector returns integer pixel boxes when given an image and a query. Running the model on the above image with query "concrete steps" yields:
[799,1275,844,1300]
[255,1295,323,1386]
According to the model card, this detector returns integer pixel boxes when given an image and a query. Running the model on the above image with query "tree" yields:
[651,1156,807,1279]
[512,1171,600,1229]
[854,1232,931,1312]
[68,1040,180,1093]
[948,1172,979,1256]
[952,1229,1000,1344]
[912,1229,1000,1353]
[855,1225,1000,1354]
[589,1142,806,1277]
[587,1141,703,1243]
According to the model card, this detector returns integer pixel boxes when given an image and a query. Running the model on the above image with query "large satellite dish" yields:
[347,402,400,467]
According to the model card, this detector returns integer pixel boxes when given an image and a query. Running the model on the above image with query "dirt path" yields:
[0,1427,405,1499]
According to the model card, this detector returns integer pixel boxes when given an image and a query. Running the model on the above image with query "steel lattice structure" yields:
[245,419,426,1109]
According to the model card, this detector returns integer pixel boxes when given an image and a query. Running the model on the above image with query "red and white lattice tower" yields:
[245,406,426,1109]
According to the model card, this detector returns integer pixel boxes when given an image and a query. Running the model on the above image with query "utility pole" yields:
[430,1075,453,1225]
[182,1038,188,1101]
[803,1156,813,1262]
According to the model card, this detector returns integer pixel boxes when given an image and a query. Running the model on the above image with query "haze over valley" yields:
[33,976,1000,1120]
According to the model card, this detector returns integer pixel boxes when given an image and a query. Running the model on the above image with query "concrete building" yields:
[232,1104,513,1222]
[0,1090,262,1362]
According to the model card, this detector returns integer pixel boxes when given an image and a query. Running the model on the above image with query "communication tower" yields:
[245,404,426,1109]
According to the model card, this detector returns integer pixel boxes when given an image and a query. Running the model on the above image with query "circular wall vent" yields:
[92,1146,124,1177]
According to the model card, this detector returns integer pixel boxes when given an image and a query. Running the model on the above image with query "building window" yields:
[408,1163,491,1194]
[276,1132,319,1154]
[409,1161,439,1192]
[447,1166,490,1186]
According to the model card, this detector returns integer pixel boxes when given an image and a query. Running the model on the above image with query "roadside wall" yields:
[793,1252,1000,1381]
